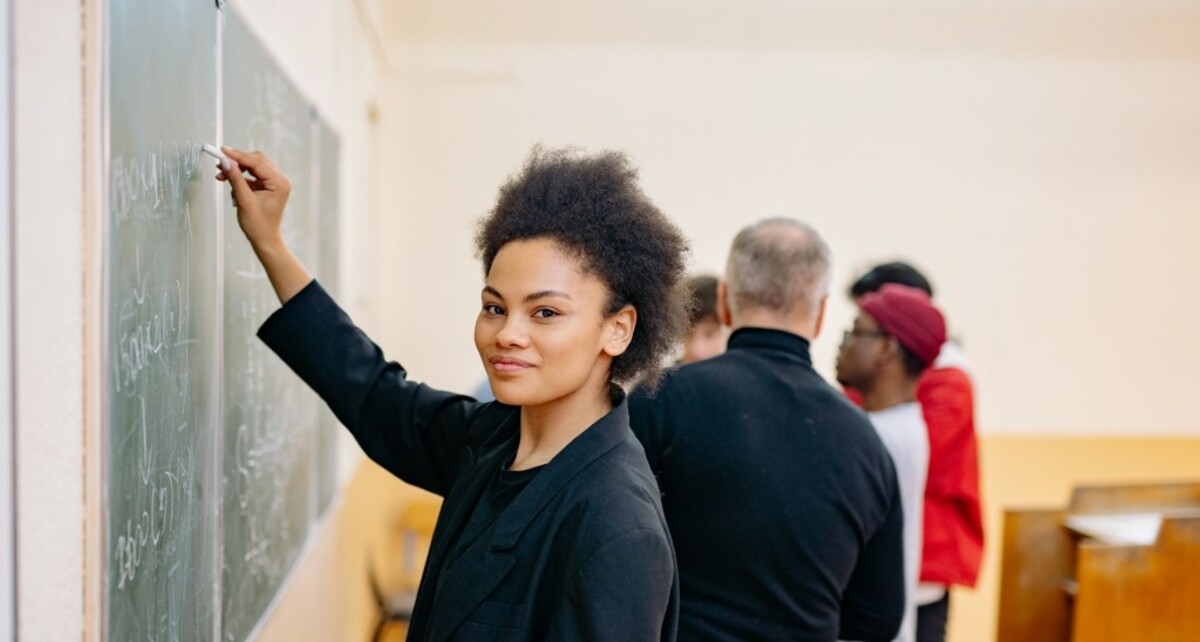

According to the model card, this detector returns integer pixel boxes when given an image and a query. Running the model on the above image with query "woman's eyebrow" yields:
[481,286,571,303]
[523,290,572,303]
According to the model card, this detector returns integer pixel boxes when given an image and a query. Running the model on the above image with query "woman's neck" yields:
[511,383,611,471]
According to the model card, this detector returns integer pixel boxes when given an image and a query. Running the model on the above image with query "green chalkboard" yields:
[220,9,320,641]
[106,1,341,640]
[107,0,220,640]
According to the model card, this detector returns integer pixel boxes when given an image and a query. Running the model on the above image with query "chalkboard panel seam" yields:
[212,7,226,642]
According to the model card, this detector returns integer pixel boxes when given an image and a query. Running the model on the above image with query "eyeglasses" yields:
[841,329,889,345]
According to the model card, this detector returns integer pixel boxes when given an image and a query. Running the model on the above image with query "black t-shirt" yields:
[453,460,545,558]
[430,444,546,599]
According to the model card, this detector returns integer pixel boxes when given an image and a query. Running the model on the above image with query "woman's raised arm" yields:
[217,146,312,304]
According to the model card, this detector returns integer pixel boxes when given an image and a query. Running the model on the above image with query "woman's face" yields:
[475,237,634,408]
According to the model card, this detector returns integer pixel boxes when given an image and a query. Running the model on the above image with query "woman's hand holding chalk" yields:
[216,146,293,251]
[202,143,233,172]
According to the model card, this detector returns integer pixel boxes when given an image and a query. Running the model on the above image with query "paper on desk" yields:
[1063,512,1162,546]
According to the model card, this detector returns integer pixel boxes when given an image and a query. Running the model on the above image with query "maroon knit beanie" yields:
[858,284,947,366]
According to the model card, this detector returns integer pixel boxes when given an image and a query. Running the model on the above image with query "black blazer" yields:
[258,281,679,641]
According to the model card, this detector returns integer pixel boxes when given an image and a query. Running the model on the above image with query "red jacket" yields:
[846,365,984,587]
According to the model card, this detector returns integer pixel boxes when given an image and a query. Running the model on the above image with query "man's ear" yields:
[603,304,637,357]
[717,281,733,327]
[877,334,900,367]
[812,294,828,339]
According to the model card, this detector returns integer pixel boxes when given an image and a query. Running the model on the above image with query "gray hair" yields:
[725,218,832,319]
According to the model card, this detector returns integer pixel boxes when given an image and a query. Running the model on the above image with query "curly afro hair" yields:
[475,146,690,390]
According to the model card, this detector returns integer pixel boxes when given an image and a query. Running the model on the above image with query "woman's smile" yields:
[488,355,535,374]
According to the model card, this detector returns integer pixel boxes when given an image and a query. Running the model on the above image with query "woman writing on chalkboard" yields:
[216,146,685,640]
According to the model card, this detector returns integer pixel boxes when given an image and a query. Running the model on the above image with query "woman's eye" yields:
[483,304,505,316]
[533,308,559,319]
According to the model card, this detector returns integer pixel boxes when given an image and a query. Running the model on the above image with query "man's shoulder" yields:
[664,349,785,388]
[629,353,742,403]
[637,353,876,437]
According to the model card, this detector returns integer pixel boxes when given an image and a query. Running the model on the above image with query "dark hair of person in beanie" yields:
[849,261,934,300]
[895,341,928,378]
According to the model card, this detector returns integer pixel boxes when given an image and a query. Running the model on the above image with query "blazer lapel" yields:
[413,414,517,639]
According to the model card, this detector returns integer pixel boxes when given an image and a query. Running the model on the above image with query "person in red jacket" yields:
[846,262,985,642]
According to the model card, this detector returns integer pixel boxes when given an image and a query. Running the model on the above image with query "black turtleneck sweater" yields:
[629,327,905,642]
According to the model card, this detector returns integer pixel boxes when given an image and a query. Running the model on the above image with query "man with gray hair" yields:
[630,218,906,641]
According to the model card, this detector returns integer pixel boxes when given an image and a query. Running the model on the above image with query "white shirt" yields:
[868,402,930,642]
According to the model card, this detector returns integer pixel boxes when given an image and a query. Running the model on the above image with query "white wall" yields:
[376,1,1200,436]
[0,0,13,636]
[14,0,86,637]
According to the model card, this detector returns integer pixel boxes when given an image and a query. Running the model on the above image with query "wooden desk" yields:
[997,481,1200,642]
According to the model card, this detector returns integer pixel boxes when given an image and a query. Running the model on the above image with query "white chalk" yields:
[201,143,233,172]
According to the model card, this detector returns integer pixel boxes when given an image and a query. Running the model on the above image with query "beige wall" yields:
[374,1,1200,437]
